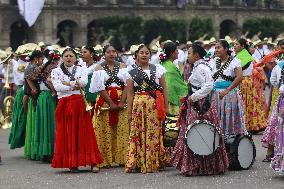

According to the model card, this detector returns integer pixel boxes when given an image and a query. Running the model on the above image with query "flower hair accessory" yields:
[159,50,167,61]
[49,50,61,60]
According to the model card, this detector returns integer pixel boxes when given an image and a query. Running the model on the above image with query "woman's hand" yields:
[31,88,38,95]
[118,101,126,109]
[109,102,119,111]
[219,89,229,99]
[62,81,70,86]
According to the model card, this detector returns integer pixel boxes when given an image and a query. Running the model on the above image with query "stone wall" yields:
[0,0,283,48]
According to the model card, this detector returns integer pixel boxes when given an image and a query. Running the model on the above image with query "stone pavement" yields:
[0,129,283,189]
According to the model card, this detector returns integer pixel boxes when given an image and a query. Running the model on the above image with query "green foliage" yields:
[143,19,187,44]
[243,17,284,40]
[188,17,214,41]
[89,16,214,49]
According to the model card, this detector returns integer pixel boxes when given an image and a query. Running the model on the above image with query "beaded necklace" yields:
[212,56,235,81]
[101,61,125,88]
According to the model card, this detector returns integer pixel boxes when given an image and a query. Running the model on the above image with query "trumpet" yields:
[75,78,93,112]
[0,59,14,129]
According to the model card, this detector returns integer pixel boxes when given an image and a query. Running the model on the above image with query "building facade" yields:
[0,0,283,49]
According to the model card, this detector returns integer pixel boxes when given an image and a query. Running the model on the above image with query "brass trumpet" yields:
[0,59,14,129]
[75,78,93,112]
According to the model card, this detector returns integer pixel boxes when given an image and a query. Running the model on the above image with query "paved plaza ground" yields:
[0,129,284,189]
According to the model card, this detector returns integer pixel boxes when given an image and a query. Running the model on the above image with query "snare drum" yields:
[163,116,179,147]
[225,134,256,170]
[185,120,221,156]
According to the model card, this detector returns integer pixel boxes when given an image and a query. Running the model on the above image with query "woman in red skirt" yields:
[51,48,103,172]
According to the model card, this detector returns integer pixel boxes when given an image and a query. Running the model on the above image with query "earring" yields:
[91,56,93,58]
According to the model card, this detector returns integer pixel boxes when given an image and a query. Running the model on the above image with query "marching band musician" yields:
[89,45,129,168]
[125,44,168,173]
[211,40,246,136]
[51,47,102,173]
[171,43,228,176]
[9,48,29,149]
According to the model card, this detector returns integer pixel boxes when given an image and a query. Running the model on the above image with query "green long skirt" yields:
[24,98,40,160]
[9,87,27,149]
[32,91,57,158]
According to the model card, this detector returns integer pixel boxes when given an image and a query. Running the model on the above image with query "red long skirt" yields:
[52,95,103,168]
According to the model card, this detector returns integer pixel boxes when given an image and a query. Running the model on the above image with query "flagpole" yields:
[23,0,26,19]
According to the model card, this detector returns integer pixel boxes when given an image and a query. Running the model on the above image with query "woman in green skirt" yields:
[25,50,59,161]
[81,46,98,110]
[9,86,26,149]
[23,50,45,160]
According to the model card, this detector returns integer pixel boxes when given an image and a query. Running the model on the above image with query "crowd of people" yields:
[0,34,284,175]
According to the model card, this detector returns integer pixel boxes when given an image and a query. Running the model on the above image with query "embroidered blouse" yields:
[189,59,214,102]
[51,65,88,99]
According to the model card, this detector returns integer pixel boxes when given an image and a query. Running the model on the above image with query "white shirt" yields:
[51,65,88,99]
[189,59,214,102]
[87,63,97,75]
[13,59,29,86]
[242,61,253,76]
[210,57,241,82]
[1,62,14,84]
[126,64,166,86]
[270,65,282,87]
[126,56,135,66]
[150,52,161,65]
[89,68,128,93]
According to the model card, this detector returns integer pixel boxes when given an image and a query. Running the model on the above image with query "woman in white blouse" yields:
[51,48,103,173]
[171,43,228,176]
[234,38,267,133]
[125,44,168,173]
[89,45,129,168]
[212,40,245,136]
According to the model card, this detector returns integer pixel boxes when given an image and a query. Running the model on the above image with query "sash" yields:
[101,61,125,88]
[212,57,235,82]
[129,64,162,98]
[60,63,77,81]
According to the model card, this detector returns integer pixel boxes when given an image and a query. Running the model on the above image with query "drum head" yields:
[186,122,220,156]
[238,136,255,169]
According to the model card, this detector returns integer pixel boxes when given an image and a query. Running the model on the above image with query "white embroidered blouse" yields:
[189,59,214,102]
[51,65,88,99]
[89,68,128,93]
[209,57,241,82]
[126,64,166,86]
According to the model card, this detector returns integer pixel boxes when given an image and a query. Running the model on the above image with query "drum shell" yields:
[225,134,256,170]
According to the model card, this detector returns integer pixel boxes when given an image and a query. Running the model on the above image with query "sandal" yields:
[262,156,272,162]
[91,166,99,173]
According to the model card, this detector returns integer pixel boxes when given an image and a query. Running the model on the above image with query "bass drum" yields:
[162,115,179,147]
[185,120,221,156]
[225,134,256,170]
